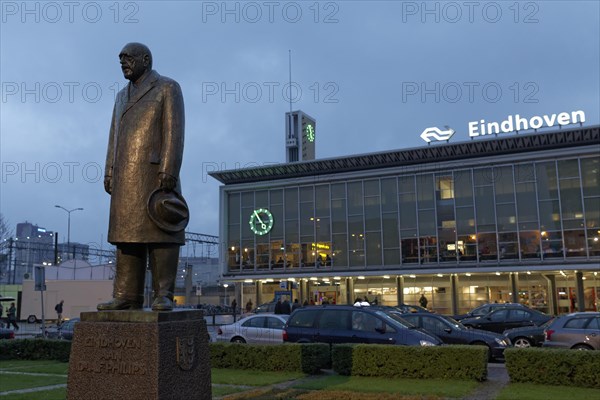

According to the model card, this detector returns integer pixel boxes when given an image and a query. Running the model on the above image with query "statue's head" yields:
[119,42,152,82]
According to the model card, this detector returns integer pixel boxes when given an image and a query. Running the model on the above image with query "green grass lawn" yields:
[211,368,306,386]
[496,383,600,400]
[0,360,68,392]
[294,375,479,398]
[3,360,600,400]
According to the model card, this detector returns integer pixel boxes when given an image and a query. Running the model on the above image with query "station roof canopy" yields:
[209,125,599,185]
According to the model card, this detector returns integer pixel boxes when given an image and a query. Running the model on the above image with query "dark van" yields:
[283,305,441,346]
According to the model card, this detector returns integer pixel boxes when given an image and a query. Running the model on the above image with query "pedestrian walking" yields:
[55,300,64,325]
[7,302,18,330]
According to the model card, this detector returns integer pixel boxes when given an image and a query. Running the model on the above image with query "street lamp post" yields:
[54,205,84,261]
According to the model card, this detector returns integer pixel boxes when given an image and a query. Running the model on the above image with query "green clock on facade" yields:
[305,124,315,142]
[249,208,274,235]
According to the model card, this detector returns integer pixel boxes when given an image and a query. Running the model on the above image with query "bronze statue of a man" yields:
[98,43,187,312]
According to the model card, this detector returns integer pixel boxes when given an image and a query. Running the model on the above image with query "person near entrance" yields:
[419,294,428,309]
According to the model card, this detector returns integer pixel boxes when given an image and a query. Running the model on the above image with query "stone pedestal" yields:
[67,310,211,400]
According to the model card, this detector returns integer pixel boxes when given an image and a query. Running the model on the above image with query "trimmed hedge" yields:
[210,342,330,374]
[0,338,72,362]
[332,344,488,381]
[505,347,600,389]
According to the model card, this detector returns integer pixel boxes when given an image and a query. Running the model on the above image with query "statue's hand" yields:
[159,173,177,191]
[104,176,112,194]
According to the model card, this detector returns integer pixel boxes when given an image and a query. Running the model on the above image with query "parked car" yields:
[215,314,289,344]
[396,304,431,313]
[400,312,510,360]
[460,306,552,333]
[283,305,441,347]
[543,312,600,350]
[503,318,554,348]
[453,303,527,321]
[41,318,80,340]
[0,327,15,340]
[253,302,277,314]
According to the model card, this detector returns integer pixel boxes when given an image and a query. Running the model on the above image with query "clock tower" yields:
[285,110,316,162]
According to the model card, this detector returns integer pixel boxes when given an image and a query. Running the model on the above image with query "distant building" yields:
[10,222,55,283]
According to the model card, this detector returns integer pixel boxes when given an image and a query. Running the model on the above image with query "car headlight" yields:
[494,338,507,346]
[420,340,436,346]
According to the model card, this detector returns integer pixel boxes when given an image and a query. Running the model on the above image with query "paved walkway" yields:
[462,363,510,400]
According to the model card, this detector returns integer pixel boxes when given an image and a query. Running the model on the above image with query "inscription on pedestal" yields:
[67,310,211,400]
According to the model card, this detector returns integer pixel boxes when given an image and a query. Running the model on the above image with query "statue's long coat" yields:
[105,70,185,244]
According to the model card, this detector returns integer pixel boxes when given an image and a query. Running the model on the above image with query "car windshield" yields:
[376,310,416,328]
[440,315,467,330]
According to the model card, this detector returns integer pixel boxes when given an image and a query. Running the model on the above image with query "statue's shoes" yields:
[97,298,143,311]
[151,296,173,311]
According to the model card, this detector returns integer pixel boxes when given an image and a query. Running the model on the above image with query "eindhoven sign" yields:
[420,110,586,143]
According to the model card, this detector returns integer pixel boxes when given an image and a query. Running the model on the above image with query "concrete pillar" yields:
[255,281,263,305]
[346,277,354,305]
[576,271,585,311]
[396,276,404,305]
[543,274,558,315]
[451,274,458,315]
[510,273,519,304]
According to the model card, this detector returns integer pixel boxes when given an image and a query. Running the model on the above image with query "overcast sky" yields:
[1,0,599,249]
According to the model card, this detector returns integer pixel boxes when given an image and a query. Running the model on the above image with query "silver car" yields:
[215,314,289,344]
[543,312,600,350]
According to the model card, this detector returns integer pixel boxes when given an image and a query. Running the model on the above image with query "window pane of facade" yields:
[417,174,434,209]
[365,196,381,231]
[382,213,399,248]
[456,207,475,233]
[558,159,579,179]
[228,193,240,224]
[581,157,600,197]
[563,230,586,257]
[315,185,330,217]
[366,231,382,266]
[398,176,415,193]
[539,200,561,231]
[381,178,398,212]
[559,178,583,220]
[475,186,496,231]
[270,189,283,204]
[454,170,474,206]
[332,233,347,267]
[347,182,363,215]
[516,182,538,227]
[418,209,435,236]
[494,166,515,204]
[332,199,347,234]
[478,233,497,261]
[515,163,535,183]
[401,234,418,264]
[300,186,313,202]
[255,190,268,207]
[285,188,298,219]
[270,205,283,237]
[497,203,517,232]
[300,202,315,238]
[349,215,365,267]
[584,197,600,228]
[364,179,379,196]
[519,231,541,259]
[331,183,346,199]
[536,162,558,200]
[399,192,417,229]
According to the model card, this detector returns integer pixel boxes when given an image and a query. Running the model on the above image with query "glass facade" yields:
[226,155,600,273]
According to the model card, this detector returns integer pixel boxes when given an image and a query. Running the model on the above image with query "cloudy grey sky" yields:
[1,0,599,248]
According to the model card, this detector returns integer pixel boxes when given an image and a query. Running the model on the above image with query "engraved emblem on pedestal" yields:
[176,336,196,371]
